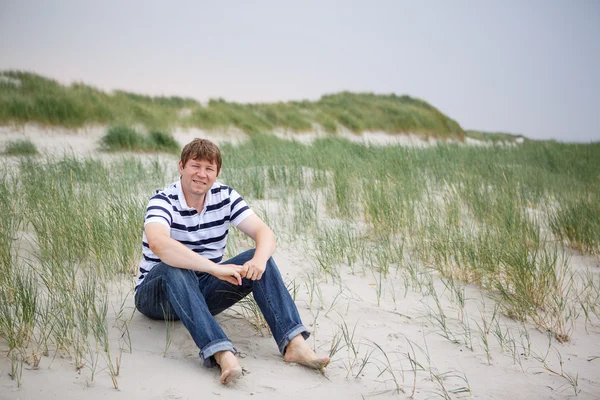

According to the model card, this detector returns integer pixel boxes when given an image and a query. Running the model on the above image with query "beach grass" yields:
[465,129,526,143]
[0,71,464,139]
[3,139,38,155]
[1,132,599,390]
[550,195,600,256]
[100,126,180,153]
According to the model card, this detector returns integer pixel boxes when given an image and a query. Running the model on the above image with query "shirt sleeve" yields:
[229,188,254,226]
[144,193,173,229]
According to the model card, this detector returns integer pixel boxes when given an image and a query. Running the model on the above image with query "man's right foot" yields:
[214,350,242,384]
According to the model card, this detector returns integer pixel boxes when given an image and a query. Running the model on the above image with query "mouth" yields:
[193,179,207,186]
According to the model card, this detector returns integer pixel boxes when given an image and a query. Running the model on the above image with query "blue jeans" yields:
[135,249,309,367]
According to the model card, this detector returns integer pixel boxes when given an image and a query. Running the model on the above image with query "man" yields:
[134,138,329,384]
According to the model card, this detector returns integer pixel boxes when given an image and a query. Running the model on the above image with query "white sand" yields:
[1,125,599,399]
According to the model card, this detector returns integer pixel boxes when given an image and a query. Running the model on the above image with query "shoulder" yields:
[209,182,236,202]
[149,181,179,204]
[210,181,232,196]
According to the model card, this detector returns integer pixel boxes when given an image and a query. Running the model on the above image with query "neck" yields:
[181,184,206,211]
[188,193,206,211]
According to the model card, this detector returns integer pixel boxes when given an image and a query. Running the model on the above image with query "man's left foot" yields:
[214,350,243,384]
[283,334,330,370]
[220,366,242,384]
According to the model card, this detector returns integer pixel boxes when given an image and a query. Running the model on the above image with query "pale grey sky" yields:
[1,0,599,141]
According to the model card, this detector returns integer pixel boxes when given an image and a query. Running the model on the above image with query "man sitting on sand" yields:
[134,138,330,384]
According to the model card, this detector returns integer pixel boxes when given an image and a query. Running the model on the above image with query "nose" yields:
[197,168,208,178]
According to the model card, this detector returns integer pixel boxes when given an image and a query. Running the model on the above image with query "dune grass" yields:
[147,130,180,152]
[550,195,600,256]
[219,136,600,342]
[0,155,169,387]
[0,71,465,139]
[0,134,599,390]
[3,139,38,155]
[465,130,526,143]
[100,126,180,153]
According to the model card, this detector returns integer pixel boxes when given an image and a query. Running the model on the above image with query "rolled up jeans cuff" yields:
[278,324,310,355]
[200,339,235,368]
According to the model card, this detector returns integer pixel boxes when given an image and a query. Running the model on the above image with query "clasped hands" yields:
[213,258,267,285]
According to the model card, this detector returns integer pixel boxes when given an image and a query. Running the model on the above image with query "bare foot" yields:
[214,351,242,384]
[283,335,330,371]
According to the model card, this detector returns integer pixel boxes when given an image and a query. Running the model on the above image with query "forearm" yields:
[252,226,276,263]
[151,236,217,275]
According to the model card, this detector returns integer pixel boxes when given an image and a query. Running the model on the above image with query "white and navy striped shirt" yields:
[135,180,253,293]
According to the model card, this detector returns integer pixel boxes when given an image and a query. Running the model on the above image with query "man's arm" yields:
[146,222,243,285]
[235,214,276,280]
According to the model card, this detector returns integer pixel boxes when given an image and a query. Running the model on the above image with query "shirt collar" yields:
[176,179,194,210]
[176,179,219,211]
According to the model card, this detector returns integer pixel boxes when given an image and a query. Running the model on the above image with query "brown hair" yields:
[180,138,222,173]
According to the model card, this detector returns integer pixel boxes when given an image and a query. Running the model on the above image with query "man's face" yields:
[179,158,219,198]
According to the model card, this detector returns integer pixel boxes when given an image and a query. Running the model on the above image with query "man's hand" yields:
[241,258,267,281]
[213,264,244,285]
[236,215,275,281]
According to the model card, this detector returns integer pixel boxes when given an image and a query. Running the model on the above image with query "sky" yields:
[1,0,599,142]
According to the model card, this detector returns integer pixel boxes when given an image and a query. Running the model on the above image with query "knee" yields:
[161,264,196,286]
[243,248,257,260]
[262,256,280,276]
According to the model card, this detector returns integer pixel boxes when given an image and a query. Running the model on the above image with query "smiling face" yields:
[178,158,219,204]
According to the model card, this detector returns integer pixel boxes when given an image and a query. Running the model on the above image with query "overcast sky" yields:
[1,1,599,141]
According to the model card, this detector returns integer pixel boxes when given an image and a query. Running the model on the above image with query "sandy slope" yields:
[1,126,599,399]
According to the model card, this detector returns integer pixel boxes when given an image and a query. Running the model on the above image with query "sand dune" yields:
[1,126,599,400]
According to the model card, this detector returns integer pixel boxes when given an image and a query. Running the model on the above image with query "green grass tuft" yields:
[101,126,147,151]
[100,126,180,153]
[4,139,38,155]
[550,196,600,256]
[147,130,180,153]
[465,130,525,143]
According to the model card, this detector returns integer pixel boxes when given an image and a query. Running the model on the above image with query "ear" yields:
[178,160,184,175]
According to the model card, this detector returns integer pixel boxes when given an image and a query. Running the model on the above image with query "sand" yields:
[1,125,599,399]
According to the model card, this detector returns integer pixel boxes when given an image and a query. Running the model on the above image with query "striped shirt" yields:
[135,179,253,293]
